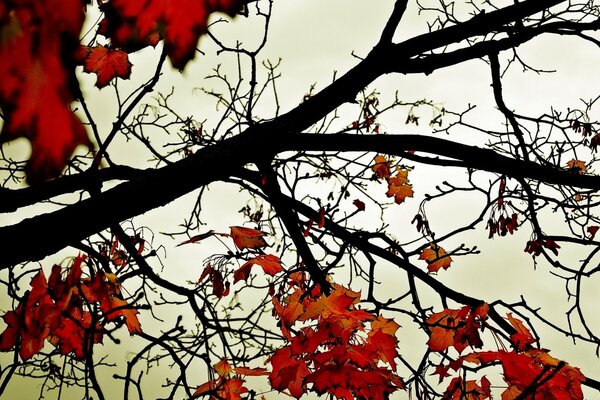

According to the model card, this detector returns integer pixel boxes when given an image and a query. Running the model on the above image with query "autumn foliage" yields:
[1,1,600,400]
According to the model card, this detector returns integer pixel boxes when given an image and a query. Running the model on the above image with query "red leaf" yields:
[76,45,132,88]
[100,0,243,70]
[506,313,535,350]
[233,254,283,283]
[268,347,310,398]
[587,225,599,240]
[234,367,270,376]
[426,305,488,353]
[229,226,268,250]
[0,1,90,184]
[317,207,326,228]
[352,199,366,211]
[177,230,215,246]
[215,357,233,378]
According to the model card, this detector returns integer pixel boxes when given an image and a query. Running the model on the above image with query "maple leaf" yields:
[0,270,58,360]
[100,0,243,70]
[0,1,90,184]
[524,238,560,256]
[177,230,216,246]
[81,272,142,334]
[268,347,310,398]
[426,305,488,354]
[198,264,230,297]
[372,154,391,179]
[474,350,586,400]
[194,377,249,400]
[215,357,233,378]
[443,377,490,400]
[420,244,453,273]
[385,168,414,204]
[506,313,535,350]
[233,254,283,283]
[103,296,142,335]
[566,159,587,174]
[229,226,268,250]
[76,45,132,88]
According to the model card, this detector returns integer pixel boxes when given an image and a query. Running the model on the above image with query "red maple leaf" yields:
[229,226,268,250]
[0,1,90,184]
[99,0,243,70]
[233,254,283,283]
[473,349,586,400]
[426,304,488,354]
[506,313,536,350]
[76,45,132,88]
[198,264,230,297]
[268,346,310,398]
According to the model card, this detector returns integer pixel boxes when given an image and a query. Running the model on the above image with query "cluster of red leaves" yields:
[372,154,414,204]
[524,237,560,256]
[194,357,269,400]
[0,0,243,184]
[268,274,404,400]
[430,310,585,400]
[426,304,489,354]
[0,0,90,183]
[195,227,283,297]
[0,256,141,361]
[465,348,586,400]
[487,176,519,239]
[99,0,243,70]
[420,244,453,273]
[442,376,491,400]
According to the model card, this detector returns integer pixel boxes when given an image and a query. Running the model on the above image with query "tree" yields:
[1,0,600,398]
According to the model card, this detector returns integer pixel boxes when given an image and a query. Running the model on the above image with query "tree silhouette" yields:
[1,1,600,399]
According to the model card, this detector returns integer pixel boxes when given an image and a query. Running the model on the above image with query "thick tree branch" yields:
[1,133,598,269]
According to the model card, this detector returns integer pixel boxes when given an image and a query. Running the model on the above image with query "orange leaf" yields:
[426,306,486,353]
[229,226,268,250]
[420,244,453,273]
[372,154,391,179]
[233,254,283,283]
[215,357,233,378]
[76,45,132,88]
[385,168,413,204]
[567,159,587,174]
